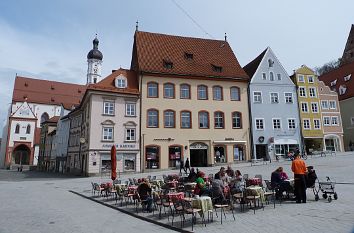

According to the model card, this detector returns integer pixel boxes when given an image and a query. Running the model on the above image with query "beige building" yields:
[131,31,250,171]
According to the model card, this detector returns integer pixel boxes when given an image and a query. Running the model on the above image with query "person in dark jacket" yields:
[187,168,197,182]
[179,158,184,175]
[184,158,191,174]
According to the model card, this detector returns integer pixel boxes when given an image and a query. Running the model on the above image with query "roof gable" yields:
[11,102,36,119]
[132,31,249,80]
[295,65,315,75]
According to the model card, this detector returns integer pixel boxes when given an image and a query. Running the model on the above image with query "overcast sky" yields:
[0,0,353,135]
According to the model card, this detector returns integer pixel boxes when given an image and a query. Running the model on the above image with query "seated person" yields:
[306,166,317,188]
[226,165,235,178]
[271,168,292,196]
[195,171,210,196]
[278,167,289,180]
[187,168,198,182]
[230,170,244,194]
[137,179,153,212]
[211,178,225,203]
[214,167,225,180]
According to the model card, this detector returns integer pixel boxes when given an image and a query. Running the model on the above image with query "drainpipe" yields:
[247,83,255,160]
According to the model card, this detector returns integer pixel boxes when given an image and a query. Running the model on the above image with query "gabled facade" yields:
[132,31,250,171]
[292,66,324,153]
[318,81,344,152]
[244,47,302,160]
[341,24,354,66]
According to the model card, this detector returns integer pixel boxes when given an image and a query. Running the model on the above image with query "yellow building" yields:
[292,65,324,153]
[131,31,251,171]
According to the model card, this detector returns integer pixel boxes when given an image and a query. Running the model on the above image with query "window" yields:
[147,82,158,98]
[299,87,306,97]
[145,146,160,169]
[213,86,223,100]
[164,110,175,128]
[230,87,240,101]
[268,59,274,67]
[344,74,351,81]
[125,128,136,141]
[40,112,49,123]
[277,74,281,80]
[147,109,159,128]
[288,119,296,130]
[253,92,262,103]
[180,111,191,128]
[321,100,329,109]
[314,119,321,129]
[311,103,318,113]
[339,85,347,95]
[125,103,136,116]
[301,102,308,112]
[103,101,114,115]
[273,118,281,130]
[163,60,173,69]
[331,116,339,126]
[214,112,224,128]
[270,93,279,103]
[309,87,317,97]
[197,85,208,100]
[308,76,314,83]
[303,119,310,129]
[330,79,337,87]
[115,77,126,88]
[298,75,305,82]
[198,111,209,128]
[285,93,293,103]
[184,52,193,60]
[26,124,31,134]
[232,112,242,128]
[15,124,20,134]
[329,101,336,109]
[180,84,190,99]
[164,83,175,98]
[270,72,274,81]
[212,65,222,72]
[255,119,264,130]
[102,127,114,141]
[323,117,330,126]
[262,73,267,80]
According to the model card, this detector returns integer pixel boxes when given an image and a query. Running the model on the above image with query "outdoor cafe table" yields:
[192,196,213,215]
[114,183,127,192]
[128,186,138,192]
[152,179,164,188]
[167,192,185,202]
[245,186,265,203]
[285,178,295,187]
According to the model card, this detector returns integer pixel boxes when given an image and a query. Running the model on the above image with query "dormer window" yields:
[51,85,55,90]
[344,74,351,82]
[115,75,127,88]
[184,52,193,60]
[268,59,274,67]
[163,60,173,69]
[330,79,337,87]
[212,65,222,73]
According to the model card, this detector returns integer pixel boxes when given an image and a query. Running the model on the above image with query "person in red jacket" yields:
[291,154,307,203]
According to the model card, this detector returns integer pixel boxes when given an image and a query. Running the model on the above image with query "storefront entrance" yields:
[255,144,267,160]
[214,146,226,164]
[169,146,182,168]
[13,144,30,165]
[190,142,208,167]
[324,135,340,151]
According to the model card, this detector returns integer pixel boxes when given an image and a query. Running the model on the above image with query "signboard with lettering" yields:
[102,144,136,149]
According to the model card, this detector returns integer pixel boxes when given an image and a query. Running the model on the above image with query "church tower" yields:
[87,36,103,84]
[341,24,354,66]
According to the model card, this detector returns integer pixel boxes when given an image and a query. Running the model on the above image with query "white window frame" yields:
[272,118,281,130]
[307,75,314,83]
[301,102,308,113]
[253,91,262,103]
[115,77,127,88]
[331,116,339,126]
[321,100,329,110]
[103,101,115,115]
[255,118,264,130]
[288,118,296,130]
[298,75,305,83]
[303,119,311,130]
[329,101,337,110]
[323,116,330,126]
[164,110,175,128]
[299,87,306,97]
[125,128,136,141]
[125,103,136,116]
[309,87,317,98]
[284,92,293,103]
[181,111,191,128]
[270,92,279,104]
[313,119,321,129]
[311,102,319,113]
[180,84,190,99]
[102,127,114,141]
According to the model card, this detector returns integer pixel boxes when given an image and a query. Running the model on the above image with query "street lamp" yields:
[79,137,86,175]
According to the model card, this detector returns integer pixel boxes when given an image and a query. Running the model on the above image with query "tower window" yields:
[94,78,97,83]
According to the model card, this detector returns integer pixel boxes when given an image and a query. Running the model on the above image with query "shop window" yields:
[169,146,182,167]
[146,146,160,169]
[214,146,226,163]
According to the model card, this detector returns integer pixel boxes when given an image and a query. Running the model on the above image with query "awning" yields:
[273,138,298,145]
[213,140,247,144]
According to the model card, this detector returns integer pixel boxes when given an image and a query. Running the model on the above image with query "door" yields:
[255,144,267,160]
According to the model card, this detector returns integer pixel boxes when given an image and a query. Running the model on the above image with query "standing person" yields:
[291,154,307,203]
[185,158,191,174]
[179,157,184,176]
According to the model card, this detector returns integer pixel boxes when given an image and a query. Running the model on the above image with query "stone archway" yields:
[13,144,31,165]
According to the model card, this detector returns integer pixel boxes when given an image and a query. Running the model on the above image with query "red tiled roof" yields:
[243,48,267,78]
[319,61,354,101]
[87,68,139,95]
[45,116,60,124]
[13,76,86,108]
[132,31,249,80]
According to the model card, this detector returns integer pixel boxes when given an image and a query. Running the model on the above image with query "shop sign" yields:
[102,144,136,149]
